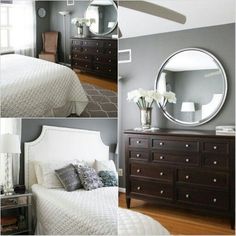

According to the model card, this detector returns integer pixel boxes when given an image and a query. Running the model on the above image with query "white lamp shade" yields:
[181,102,195,112]
[59,11,70,16]
[0,134,21,154]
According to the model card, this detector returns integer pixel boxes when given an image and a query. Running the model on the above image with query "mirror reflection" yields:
[156,49,227,126]
[85,0,117,36]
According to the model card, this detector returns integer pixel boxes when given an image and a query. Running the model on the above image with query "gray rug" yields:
[79,83,117,117]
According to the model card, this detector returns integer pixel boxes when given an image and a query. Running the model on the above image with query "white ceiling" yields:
[118,0,236,39]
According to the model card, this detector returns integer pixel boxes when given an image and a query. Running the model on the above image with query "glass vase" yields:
[140,108,152,129]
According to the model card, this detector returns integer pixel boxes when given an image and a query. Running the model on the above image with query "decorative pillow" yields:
[94,160,118,179]
[55,164,82,191]
[98,171,118,187]
[75,165,103,191]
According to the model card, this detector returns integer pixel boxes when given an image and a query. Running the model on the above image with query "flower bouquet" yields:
[71,18,95,36]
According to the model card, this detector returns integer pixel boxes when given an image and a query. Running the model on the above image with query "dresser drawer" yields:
[152,152,200,166]
[73,61,92,70]
[73,54,92,61]
[72,39,103,47]
[177,169,228,187]
[93,56,116,64]
[202,155,229,169]
[129,150,149,161]
[131,163,173,181]
[129,137,149,148]
[152,139,199,152]
[203,142,229,154]
[177,187,229,210]
[131,180,173,200]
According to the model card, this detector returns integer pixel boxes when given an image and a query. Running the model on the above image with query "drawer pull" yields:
[96,49,99,52]
[75,63,78,66]
[159,142,164,146]
[96,58,99,61]
[185,144,190,148]
[109,69,112,72]
[160,156,164,160]
[213,161,218,165]
[85,65,88,68]
[160,172,164,176]
[185,194,190,199]
[84,42,87,45]
[213,198,217,203]
[137,186,141,190]
[213,146,217,150]
[75,55,78,57]
[85,56,88,59]
[160,190,164,194]
[109,43,112,46]
[185,175,189,180]
[136,140,141,144]
[96,67,99,70]
[136,169,141,173]
[85,49,88,52]
[136,154,140,158]
[96,43,98,46]
[185,158,190,163]
[109,59,112,62]
[213,178,217,183]
[109,51,112,54]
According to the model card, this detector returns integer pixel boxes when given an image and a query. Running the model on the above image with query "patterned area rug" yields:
[79,83,117,117]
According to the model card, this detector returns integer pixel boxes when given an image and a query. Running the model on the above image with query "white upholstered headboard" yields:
[24,126,109,189]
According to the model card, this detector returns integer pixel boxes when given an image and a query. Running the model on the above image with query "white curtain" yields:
[11,0,36,57]
[0,118,22,186]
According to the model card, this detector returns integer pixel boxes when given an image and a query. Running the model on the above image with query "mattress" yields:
[1,54,88,117]
[32,184,169,235]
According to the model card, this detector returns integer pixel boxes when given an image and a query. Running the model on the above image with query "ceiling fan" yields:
[118,0,186,37]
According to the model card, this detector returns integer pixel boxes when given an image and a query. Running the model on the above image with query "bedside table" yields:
[1,192,32,235]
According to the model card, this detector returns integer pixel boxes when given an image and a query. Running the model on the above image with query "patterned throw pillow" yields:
[55,164,82,191]
[75,165,103,191]
[98,171,118,187]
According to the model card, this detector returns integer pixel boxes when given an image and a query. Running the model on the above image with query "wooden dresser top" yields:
[124,129,235,139]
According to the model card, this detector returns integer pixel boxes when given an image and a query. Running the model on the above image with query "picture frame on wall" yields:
[67,0,74,6]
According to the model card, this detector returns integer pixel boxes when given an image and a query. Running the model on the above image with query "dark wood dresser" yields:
[71,37,117,79]
[124,129,235,228]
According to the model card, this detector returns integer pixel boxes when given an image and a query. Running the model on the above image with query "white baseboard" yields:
[119,187,126,193]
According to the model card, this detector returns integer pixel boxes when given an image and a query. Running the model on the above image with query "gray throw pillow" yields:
[55,164,82,191]
[98,171,118,187]
[75,165,103,191]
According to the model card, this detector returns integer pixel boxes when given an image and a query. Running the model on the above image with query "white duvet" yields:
[32,184,169,235]
[0,54,88,117]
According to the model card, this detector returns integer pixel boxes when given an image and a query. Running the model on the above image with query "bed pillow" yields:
[94,160,118,179]
[75,165,103,191]
[98,171,118,187]
[55,164,82,191]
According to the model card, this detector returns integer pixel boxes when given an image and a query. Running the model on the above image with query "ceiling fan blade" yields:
[119,1,186,24]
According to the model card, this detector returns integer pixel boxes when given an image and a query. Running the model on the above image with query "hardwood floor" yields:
[75,70,117,92]
[119,193,235,235]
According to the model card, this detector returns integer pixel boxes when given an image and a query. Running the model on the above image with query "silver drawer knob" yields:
[213,146,217,150]
[96,49,99,52]
[85,56,88,59]
[185,175,189,180]
[85,65,88,68]
[185,194,190,198]
[85,49,87,51]
[213,161,218,165]
[96,43,98,46]
[96,67,99,70]
[136,140,141,144]
[159,142,164,146]
[185,158,190,163]
[213,198,217,203]
[96,58,99,61]
[160,190,164,194]
[136,154,140,158]
[109,51,112,54]
[160,156,164,160]
[84,42,87,45]
[75,63,78,65]
[109,59,111,62]
[109,69,112,72]
[136,169,141,173]
[160,172,164,176]
[185,144,190,148]
[137,186,141,190]
[109,43,111,46]
[213,178,217,183]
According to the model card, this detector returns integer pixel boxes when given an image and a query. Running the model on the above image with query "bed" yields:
[1,54,88,117]
[25,126,169,235]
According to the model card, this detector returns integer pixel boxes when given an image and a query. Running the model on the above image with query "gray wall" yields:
[118,23,235,187]
[20,118,117,184]
[36,0,117,63]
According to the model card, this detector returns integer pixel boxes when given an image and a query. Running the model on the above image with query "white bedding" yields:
[32,184,169,235]
[1,54,88,117]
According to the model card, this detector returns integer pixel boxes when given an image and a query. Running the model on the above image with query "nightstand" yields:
[0,192,32,235]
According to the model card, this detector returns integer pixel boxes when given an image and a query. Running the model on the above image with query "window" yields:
[0,0,36,56]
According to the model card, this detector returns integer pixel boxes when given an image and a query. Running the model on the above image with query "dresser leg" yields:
[230,216,235,229]
[126,197,131,209]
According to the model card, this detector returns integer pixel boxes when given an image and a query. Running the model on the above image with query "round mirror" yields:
[155,48,227,126]
[85,0,117,36]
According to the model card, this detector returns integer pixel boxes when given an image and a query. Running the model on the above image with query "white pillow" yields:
[94,160,118,179]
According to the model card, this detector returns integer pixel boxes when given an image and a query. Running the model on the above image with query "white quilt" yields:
[1,54,88,117]
[32,184,169,235]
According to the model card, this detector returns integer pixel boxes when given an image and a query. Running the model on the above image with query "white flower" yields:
[163,91,177,103]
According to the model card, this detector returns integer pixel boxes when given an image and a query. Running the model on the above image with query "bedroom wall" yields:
[20,118,117,185]
[35,1,51,56]
[118,23,235,188]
